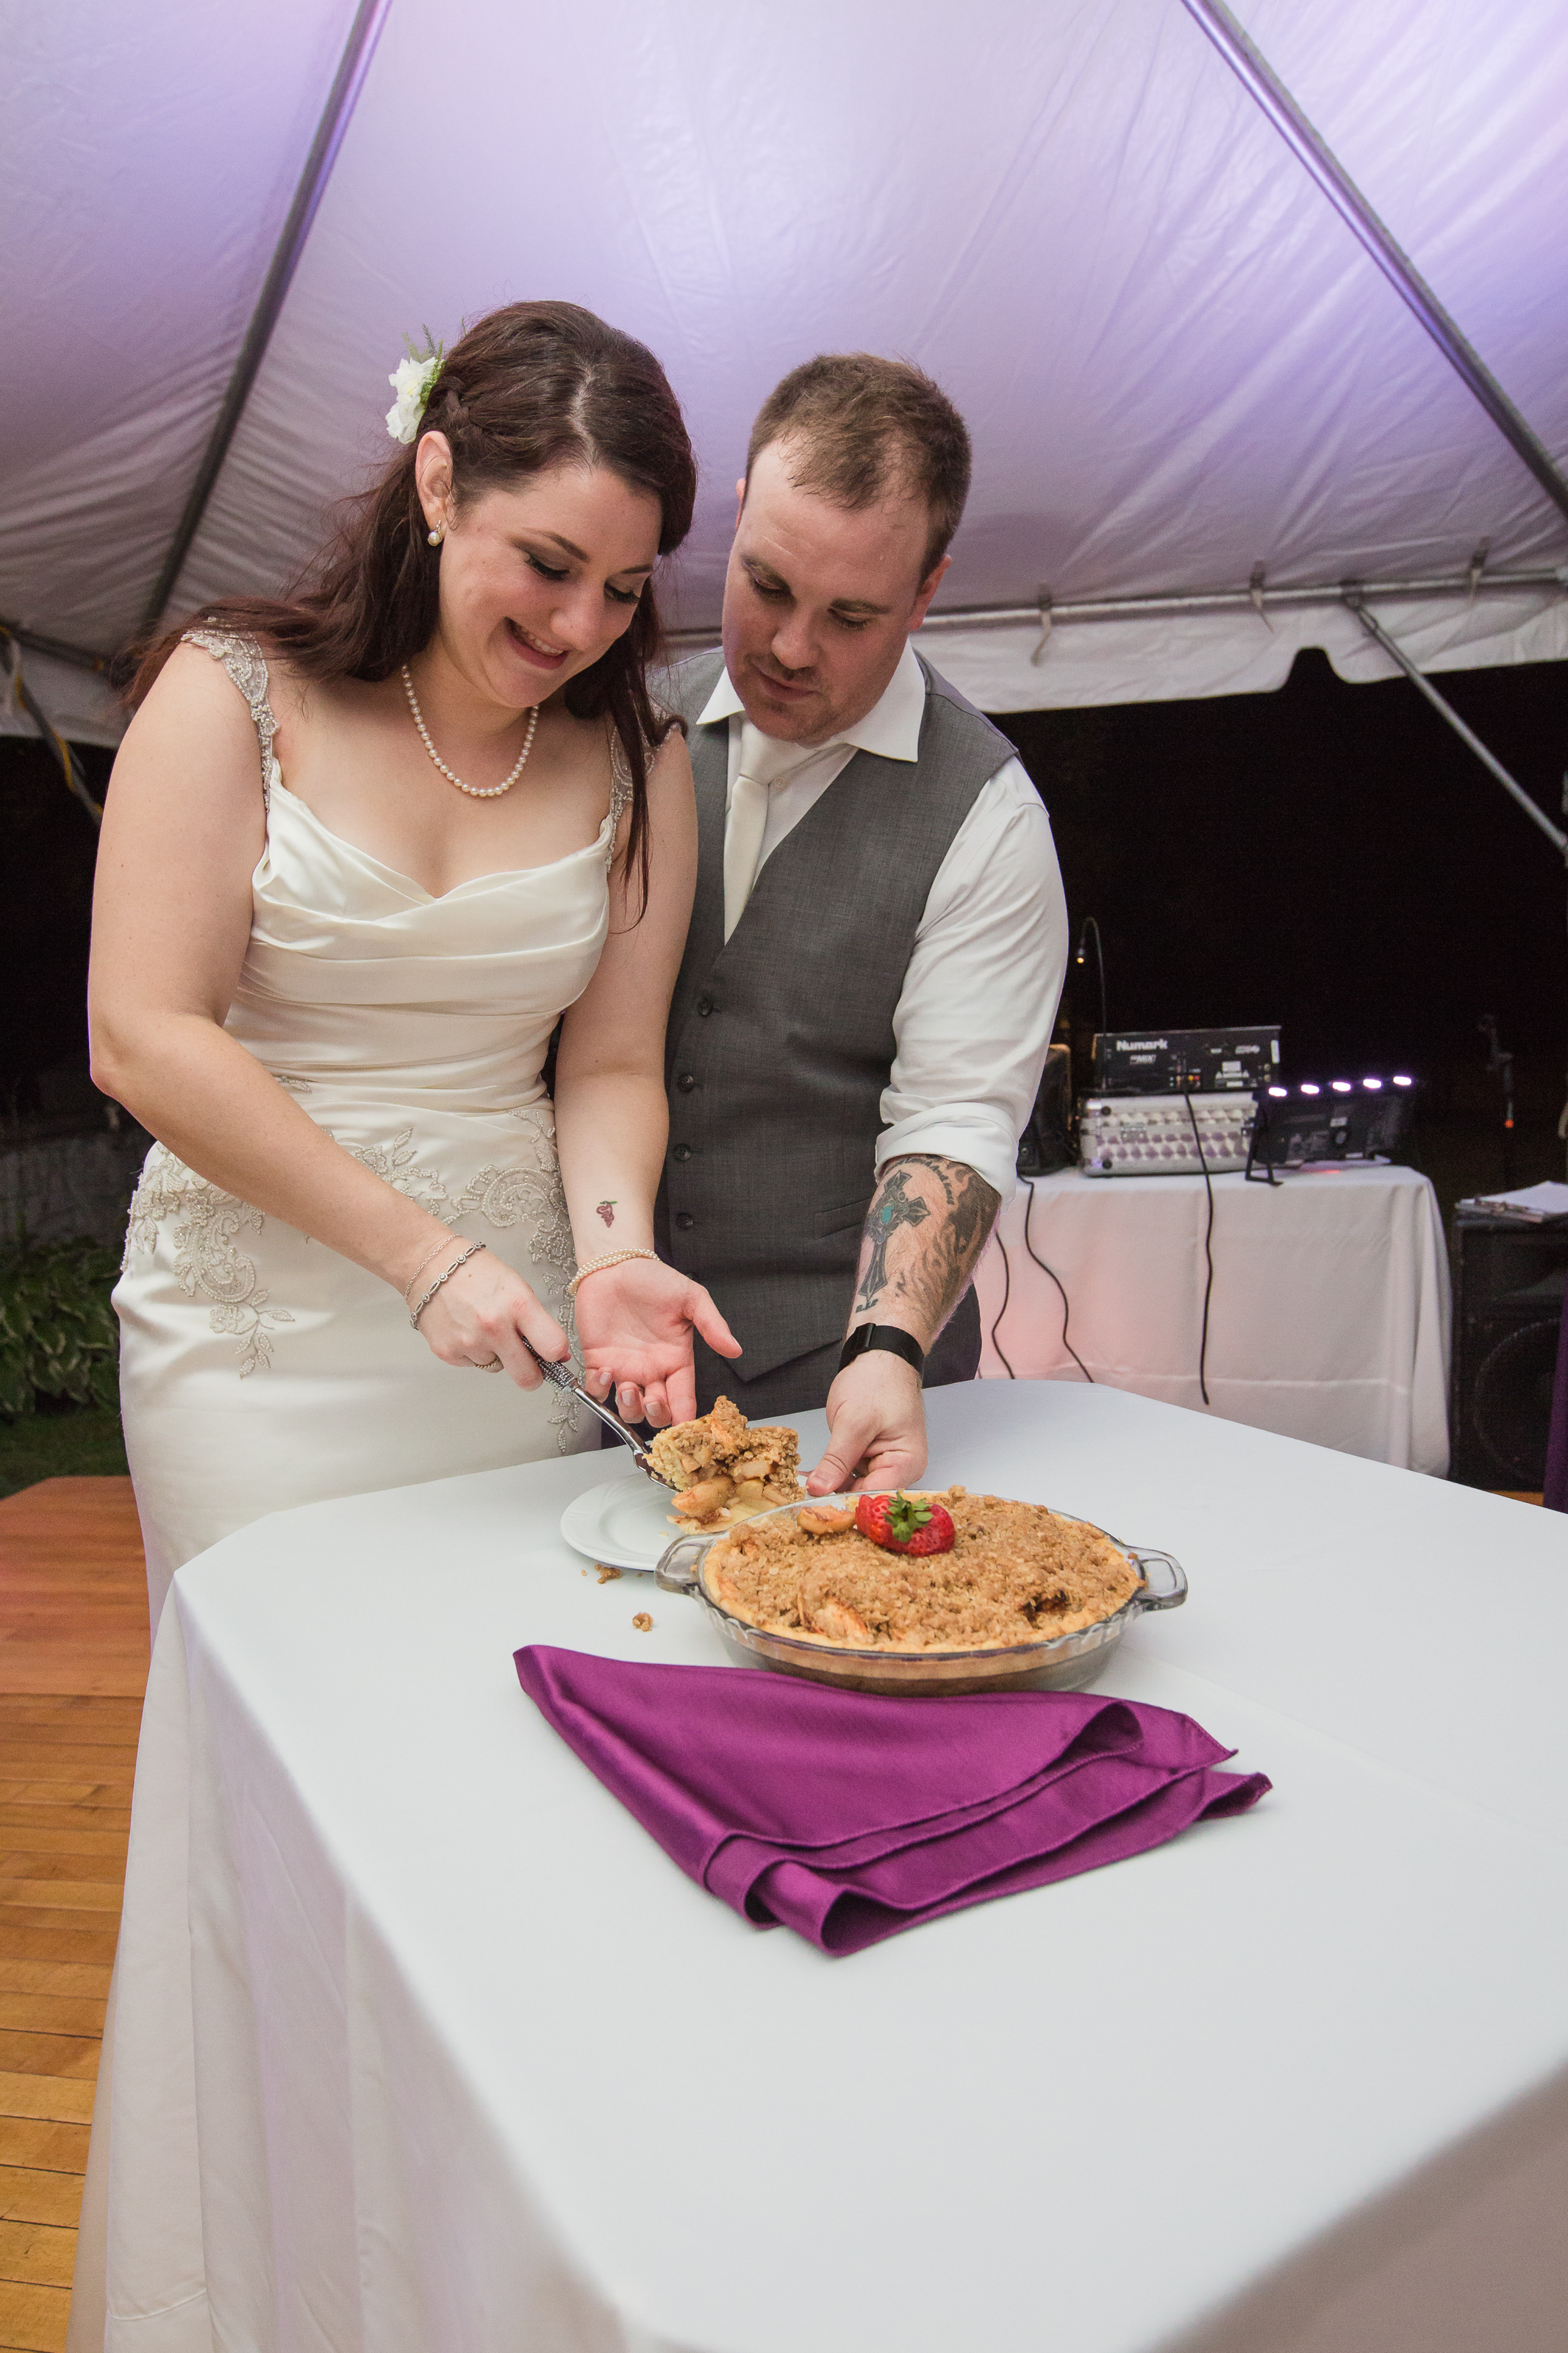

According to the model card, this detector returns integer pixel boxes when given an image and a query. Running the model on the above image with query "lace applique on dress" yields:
[336,1129,449,1218]
[121,1126,448,1378]
[185,629,282,801]
[123,1146,293,1377]
[459,1111,583,1450]
[455,1123,572,1280]
[124,1118,584,1445]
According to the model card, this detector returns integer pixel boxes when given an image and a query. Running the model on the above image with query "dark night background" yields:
[3,643,1564,1216]
[1000,647,1567,1214]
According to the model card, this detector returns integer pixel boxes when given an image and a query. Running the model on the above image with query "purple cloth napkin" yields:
[515,1646,1270,1955]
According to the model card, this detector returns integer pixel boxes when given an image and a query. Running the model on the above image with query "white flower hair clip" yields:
[385,329,444,445]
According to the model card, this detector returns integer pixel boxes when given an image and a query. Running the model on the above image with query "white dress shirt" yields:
[698,642,1069,1202]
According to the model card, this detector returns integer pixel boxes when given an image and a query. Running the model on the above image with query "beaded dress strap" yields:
[184,629,281,803]
[606,713,670,854]
[606,732,635,846]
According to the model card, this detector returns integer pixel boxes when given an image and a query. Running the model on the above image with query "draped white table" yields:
[98,1382,1568,2353]
[975,1163,1452,1474]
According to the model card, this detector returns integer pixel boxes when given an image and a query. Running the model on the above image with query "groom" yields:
[656,354,1067,1493]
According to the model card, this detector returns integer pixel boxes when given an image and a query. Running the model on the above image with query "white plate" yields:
[559,1476,692,1574]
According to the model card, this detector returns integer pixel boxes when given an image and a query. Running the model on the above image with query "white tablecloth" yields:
[975,1163,1452,1474]
[96,1384,1568,2353]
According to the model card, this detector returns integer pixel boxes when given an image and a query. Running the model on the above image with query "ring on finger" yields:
[471,1356,504,1372]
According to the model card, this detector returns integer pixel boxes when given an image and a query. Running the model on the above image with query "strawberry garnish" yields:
[855,1490,956,1556]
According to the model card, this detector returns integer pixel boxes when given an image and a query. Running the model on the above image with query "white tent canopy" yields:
[4,0,1567,746]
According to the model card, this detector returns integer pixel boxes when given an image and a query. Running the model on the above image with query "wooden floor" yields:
[0,1481,148,2353]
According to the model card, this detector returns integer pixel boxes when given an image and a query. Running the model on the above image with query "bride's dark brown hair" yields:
[132,301,698,905]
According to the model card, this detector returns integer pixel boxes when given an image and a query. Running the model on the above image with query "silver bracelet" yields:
[409,1240,485,1329]
[401,1233,457,1307]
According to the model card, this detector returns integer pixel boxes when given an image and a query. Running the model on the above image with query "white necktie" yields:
[722,725,836,941]
[722,770,772,943]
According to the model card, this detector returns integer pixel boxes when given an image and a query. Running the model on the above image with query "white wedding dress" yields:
[115,629,609,1627]
[70,629,634,2351]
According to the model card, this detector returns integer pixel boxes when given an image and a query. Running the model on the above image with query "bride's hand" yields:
[413,1246,568,1386]
[573,1257,740,1428]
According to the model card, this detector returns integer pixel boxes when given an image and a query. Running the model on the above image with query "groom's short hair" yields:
[745,354,972,582]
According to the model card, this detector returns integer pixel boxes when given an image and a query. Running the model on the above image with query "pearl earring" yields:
[427,521,445,546]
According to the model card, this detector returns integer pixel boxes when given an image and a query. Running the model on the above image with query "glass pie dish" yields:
[654,1500,1187,1696]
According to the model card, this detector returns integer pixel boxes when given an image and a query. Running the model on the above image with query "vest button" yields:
[673,1143,692,1163]
[696,995,715,1016]
[676,1072,696,1093]
[676,1211,695,1231]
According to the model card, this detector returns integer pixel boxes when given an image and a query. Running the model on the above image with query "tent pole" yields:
[0,620,114,675]
[1342,590,1568,858]
[0,629,104,826]
[665,565,1567,650]
[22,565,1564,673]
[917,568,1567,632]
[137,0,395,636]
[1178,0,1568,530]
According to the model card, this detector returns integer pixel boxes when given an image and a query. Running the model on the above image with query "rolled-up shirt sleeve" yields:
[876,756,1068,1202]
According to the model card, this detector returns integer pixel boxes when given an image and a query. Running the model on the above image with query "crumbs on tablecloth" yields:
[631,1612,652,1632]
[596,1564,622,1583]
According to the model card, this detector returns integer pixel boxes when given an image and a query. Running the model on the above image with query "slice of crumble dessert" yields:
[647,1396,802,1530]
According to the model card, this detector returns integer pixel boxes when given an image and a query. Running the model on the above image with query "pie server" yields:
[520,1339,674,1485]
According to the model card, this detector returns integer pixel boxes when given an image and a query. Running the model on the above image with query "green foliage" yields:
[0,1404,127,1499]
[0,1236,122,1421]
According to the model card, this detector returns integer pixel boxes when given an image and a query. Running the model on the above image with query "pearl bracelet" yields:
[565,1246,659,1300]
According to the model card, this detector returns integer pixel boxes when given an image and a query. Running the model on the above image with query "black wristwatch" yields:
[839,1323,926,1377]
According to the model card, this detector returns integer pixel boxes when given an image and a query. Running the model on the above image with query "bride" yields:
[90,300,738,1627]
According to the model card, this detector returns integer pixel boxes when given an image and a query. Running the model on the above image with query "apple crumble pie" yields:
[648,1396,803,1531]
[703,1488,1140,1650]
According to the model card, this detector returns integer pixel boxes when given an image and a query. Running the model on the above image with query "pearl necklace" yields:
[401,665,538,799]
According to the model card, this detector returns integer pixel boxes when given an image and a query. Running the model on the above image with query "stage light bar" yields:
[1269,1075,1418,1101]
[1247,1070,1421,1177]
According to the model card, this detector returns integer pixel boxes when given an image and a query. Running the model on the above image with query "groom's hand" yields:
[806,1353,928,1495]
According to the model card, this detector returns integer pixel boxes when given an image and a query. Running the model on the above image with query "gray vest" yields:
[656,649,1013,1380]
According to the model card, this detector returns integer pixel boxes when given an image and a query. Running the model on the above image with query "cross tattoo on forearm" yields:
[851,1154,1000,1339]
[855,1166,931,1309]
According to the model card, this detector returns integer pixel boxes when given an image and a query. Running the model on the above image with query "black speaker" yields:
[1017,1044,1076,1176]
[1450,1214,1568,1489]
